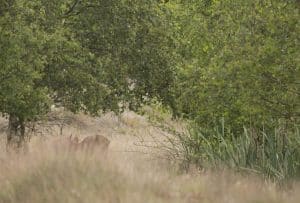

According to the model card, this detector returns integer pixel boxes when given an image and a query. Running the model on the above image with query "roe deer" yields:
[71,134,110,152]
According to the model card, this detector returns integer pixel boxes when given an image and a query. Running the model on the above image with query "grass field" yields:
[0,111,300,203]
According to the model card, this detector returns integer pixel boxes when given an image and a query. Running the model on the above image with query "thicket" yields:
[171,0,300,180]
[173,0,299,130]
[0,0,176,147]
[0,0,299,180]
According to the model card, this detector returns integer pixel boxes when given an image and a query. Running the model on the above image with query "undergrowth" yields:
[141,103,300,182]
[180,122,300,182]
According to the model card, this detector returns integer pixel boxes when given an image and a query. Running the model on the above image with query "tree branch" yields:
[64,0,81,16]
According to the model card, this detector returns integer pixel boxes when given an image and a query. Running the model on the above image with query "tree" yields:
[173,0,299,131]
[0,0,53,148]
[65,0,177,111]
[0,0,176,149]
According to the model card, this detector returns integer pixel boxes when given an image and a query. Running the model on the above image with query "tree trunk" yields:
[7,114,26,151]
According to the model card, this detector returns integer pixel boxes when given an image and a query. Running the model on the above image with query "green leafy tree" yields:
[66,0,177,111]
[0,0,176,148]
[174,0,299,131]
[0,0,53,147]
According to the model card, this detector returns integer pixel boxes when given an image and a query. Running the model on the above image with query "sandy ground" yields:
[0,110,175,154]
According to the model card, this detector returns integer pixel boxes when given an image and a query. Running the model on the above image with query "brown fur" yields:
[69,134,110,152]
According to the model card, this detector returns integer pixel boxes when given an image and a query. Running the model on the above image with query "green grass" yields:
[180,123,300,182]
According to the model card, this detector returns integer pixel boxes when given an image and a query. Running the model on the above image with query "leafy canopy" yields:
[0,0,176,123]
[173,0,299,130]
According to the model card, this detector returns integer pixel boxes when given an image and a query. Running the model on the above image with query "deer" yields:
[68,134,110,153]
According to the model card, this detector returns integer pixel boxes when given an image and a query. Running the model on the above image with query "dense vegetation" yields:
[0,0,176,147]
[0,0,299,180]
[171,0,300,180]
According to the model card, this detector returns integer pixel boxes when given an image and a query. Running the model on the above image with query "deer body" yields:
[69,134,110,152]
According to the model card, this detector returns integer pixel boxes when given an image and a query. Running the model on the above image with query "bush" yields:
[173,0,300,132]
[180,122,300,181]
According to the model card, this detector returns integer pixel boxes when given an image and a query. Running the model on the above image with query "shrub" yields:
[180,122,300,181]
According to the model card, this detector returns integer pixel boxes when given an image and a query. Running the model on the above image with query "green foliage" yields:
[0,0,53,120]
[0,0,176,123]
[173,0,300,130]
[181,123,300,181]
[1,0,299,180]
[165,0,300,182]
[64,0,177,112]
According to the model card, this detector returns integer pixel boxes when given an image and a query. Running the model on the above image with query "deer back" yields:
[78,134,110,152]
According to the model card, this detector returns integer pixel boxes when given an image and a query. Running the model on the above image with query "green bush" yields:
[172,0,299,132]
[181,122,300,181]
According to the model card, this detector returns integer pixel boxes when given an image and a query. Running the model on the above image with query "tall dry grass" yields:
[0,112,300,203]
